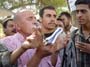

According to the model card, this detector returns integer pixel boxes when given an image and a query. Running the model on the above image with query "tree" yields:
[37,0,67,7]
[0,0,67,10]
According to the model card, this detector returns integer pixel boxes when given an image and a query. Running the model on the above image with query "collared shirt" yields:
[61,28,90,67]
[70,26,77,33]
[66,26,78,35]
[0,32,61,67]
[75,29,90,67]
[59,26,77,60]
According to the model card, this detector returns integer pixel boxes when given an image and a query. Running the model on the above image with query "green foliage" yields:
[0,0,32,10]
[0,0,68,10]
[37,0,67,7]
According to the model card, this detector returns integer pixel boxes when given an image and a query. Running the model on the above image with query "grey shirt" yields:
[0,43,17,67]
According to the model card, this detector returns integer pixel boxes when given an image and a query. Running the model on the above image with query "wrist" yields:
[20,45,27,52]
[22,41,32,50]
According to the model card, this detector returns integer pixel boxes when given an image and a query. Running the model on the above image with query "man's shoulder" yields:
[0,33,21,42]
[0,33,23,51]
[70,26,78,32]
[0,34,15,43]
[0,33,18,47]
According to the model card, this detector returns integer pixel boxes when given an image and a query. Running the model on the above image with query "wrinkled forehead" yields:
[16,11,35,19]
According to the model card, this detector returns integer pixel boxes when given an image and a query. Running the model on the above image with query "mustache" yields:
[49,22,56,25]
[49,20,56,24]
[49,22,55,24]
[12,28,17,33]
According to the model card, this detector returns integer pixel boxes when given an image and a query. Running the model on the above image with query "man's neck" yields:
[81,24,90,38]
[42,27,56,39]
[82,24,90,33]
[64,24,71,33]
[42,28,56,34]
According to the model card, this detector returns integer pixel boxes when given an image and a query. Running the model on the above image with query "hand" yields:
[55,36,65,51]
[76,41,90,54]
[35,42,62,58]
[66,33,70,42]
[63,35,70,47]
[55,34,68,49]
[35,35,66,58]
[21,28,43,50]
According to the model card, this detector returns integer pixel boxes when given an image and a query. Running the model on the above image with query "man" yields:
[2,15,16,36]
[57,18,64,28]
[27,6,65,67]
[58,12,77,34]
[57,12,77,45]
[61,0,90,67]
[0,33,40,67]
[39,6,65,67]
[0,10,64,67]
[0,30,44,67]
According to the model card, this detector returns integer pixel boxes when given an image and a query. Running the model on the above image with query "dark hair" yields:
[75,0,90,8]
[3,19,13,28]
[59,12,71,19]
[39,6,56,18]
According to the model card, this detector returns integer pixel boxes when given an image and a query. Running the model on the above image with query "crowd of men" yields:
[0,0,90,67]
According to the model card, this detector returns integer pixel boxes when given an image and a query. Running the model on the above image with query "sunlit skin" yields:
[41,9,57,34]
[14,11,37,38]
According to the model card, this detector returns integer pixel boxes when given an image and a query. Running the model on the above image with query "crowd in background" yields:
[0,0,90,67]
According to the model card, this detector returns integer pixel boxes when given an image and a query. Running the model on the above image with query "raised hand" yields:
[21,27,43,50]
[76,41,90,54]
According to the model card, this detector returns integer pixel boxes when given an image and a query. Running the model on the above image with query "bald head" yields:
[13,10,37,36]
[14,10,35,22]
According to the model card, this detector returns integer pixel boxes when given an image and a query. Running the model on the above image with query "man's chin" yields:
[78,22,86,25]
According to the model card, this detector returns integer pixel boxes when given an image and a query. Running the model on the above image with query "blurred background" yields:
[0,0,76,38]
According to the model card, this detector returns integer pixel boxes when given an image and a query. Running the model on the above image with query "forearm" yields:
[10,47,26,64]
[27,53,42,67]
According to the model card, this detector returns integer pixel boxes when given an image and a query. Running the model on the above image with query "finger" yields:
[27,33,35,39]
[76,44,87,51]
[76,41,86,46]
[80,49,88,53]
[26,34,36,42]
[79,47,89,53]
[76,44,86,51]
[76,44,86,49]
[76,41,87,48]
